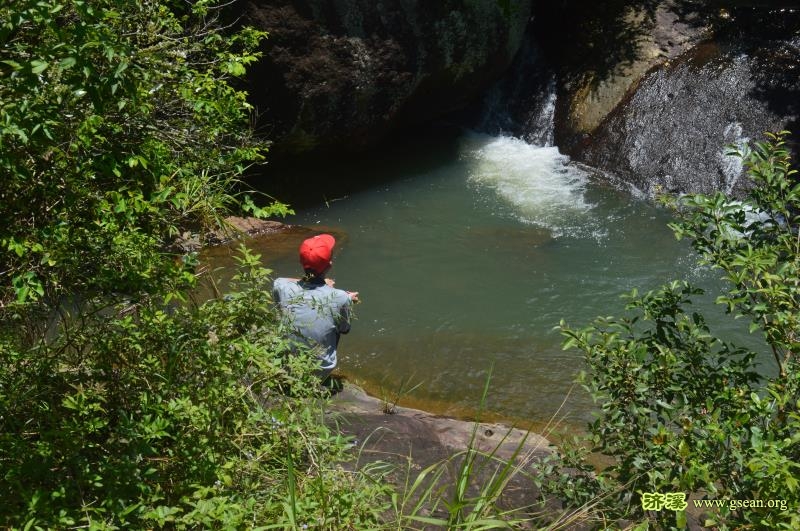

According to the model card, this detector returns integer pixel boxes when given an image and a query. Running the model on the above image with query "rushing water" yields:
[211,128,769,428]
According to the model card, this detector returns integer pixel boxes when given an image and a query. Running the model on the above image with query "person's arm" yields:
[327,277,359,302]
[337,294,352,334]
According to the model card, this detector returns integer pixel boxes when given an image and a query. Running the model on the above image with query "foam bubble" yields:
[462,133,597,238]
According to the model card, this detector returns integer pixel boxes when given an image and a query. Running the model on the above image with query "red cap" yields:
[299,234,335,275]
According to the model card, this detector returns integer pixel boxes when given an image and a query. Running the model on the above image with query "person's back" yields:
[272,234,358,380]
[273,275,351,378]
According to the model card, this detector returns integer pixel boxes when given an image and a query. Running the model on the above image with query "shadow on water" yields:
[245,122,464,210]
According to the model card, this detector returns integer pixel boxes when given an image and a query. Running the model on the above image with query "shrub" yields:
[0,2,388,528]
[0,0,270,316]
[0,248,389,528]
[545,132,800,530]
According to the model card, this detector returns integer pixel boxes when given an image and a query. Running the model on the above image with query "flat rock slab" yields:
[326,384,555,524]
[328,384,552,460]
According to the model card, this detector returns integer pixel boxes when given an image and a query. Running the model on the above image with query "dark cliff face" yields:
[239,0,800,196]
[578,37,800,197]
[241,0,532,158]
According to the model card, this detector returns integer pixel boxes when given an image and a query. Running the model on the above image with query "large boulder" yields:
[469,0,708,148]
[530,0,712,151]
[489,0,800,196]
[241,0,532,158]
[579,37,800,197]
[326,383,554,522]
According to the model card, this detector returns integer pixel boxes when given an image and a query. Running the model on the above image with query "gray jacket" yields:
[273,277,352,372]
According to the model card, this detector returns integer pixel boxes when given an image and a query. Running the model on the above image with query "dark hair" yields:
[303,269,323,280]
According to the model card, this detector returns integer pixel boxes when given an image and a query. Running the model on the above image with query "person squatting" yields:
[272,234,359,380]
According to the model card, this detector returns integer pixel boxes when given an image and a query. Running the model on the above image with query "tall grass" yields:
[349,374,650,530]
[367,366,550,530]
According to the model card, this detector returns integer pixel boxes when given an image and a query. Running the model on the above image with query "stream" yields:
[207,127,771,429]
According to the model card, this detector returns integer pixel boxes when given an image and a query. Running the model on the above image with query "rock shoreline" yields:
[175,217,293,252]
[326,382,555,523]
[328,382,553,461]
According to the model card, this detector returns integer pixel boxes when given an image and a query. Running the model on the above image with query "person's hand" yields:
[347,291,360,303]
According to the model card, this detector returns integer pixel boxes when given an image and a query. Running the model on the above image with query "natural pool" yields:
[207,129,770,429]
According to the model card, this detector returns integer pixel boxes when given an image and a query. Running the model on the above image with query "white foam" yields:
[461,133,597,238]
[719,122,749,195]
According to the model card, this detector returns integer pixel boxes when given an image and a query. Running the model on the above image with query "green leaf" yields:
[114,60,128,77]
[405,516,449,525]
[224,60,246,76]
[7,239,25,257]
[59,56,77,69]
[30,60,49,74]
[1,59,22,70]
[16,285,29,303]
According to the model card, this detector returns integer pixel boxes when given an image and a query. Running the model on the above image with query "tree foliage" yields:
[0,1,388,528]
[0,0,270,318]
[0,247,389,528]
[545,132,800,530]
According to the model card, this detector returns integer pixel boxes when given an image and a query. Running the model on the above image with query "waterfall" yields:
[461,133,601,240]
[465,36,600,239]
[718,122,749,196]
[522,77,557,147]
[473,39,559,147]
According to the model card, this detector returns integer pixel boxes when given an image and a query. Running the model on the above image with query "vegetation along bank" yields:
[2,0,800,529]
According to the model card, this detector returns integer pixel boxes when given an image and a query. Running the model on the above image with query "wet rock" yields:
[238,0,532,158]
[210,217,289,244]
[476,1,799,197]
[329,383,552,458]
[563,1,709,140]
[175,217,291,253]
[481,1,800,196]
[531,0,711,150]
[579,38,800,197]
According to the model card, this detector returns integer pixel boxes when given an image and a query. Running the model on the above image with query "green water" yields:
[219,130,770,427]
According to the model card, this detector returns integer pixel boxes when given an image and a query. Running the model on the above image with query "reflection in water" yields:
[210,131,767,429]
